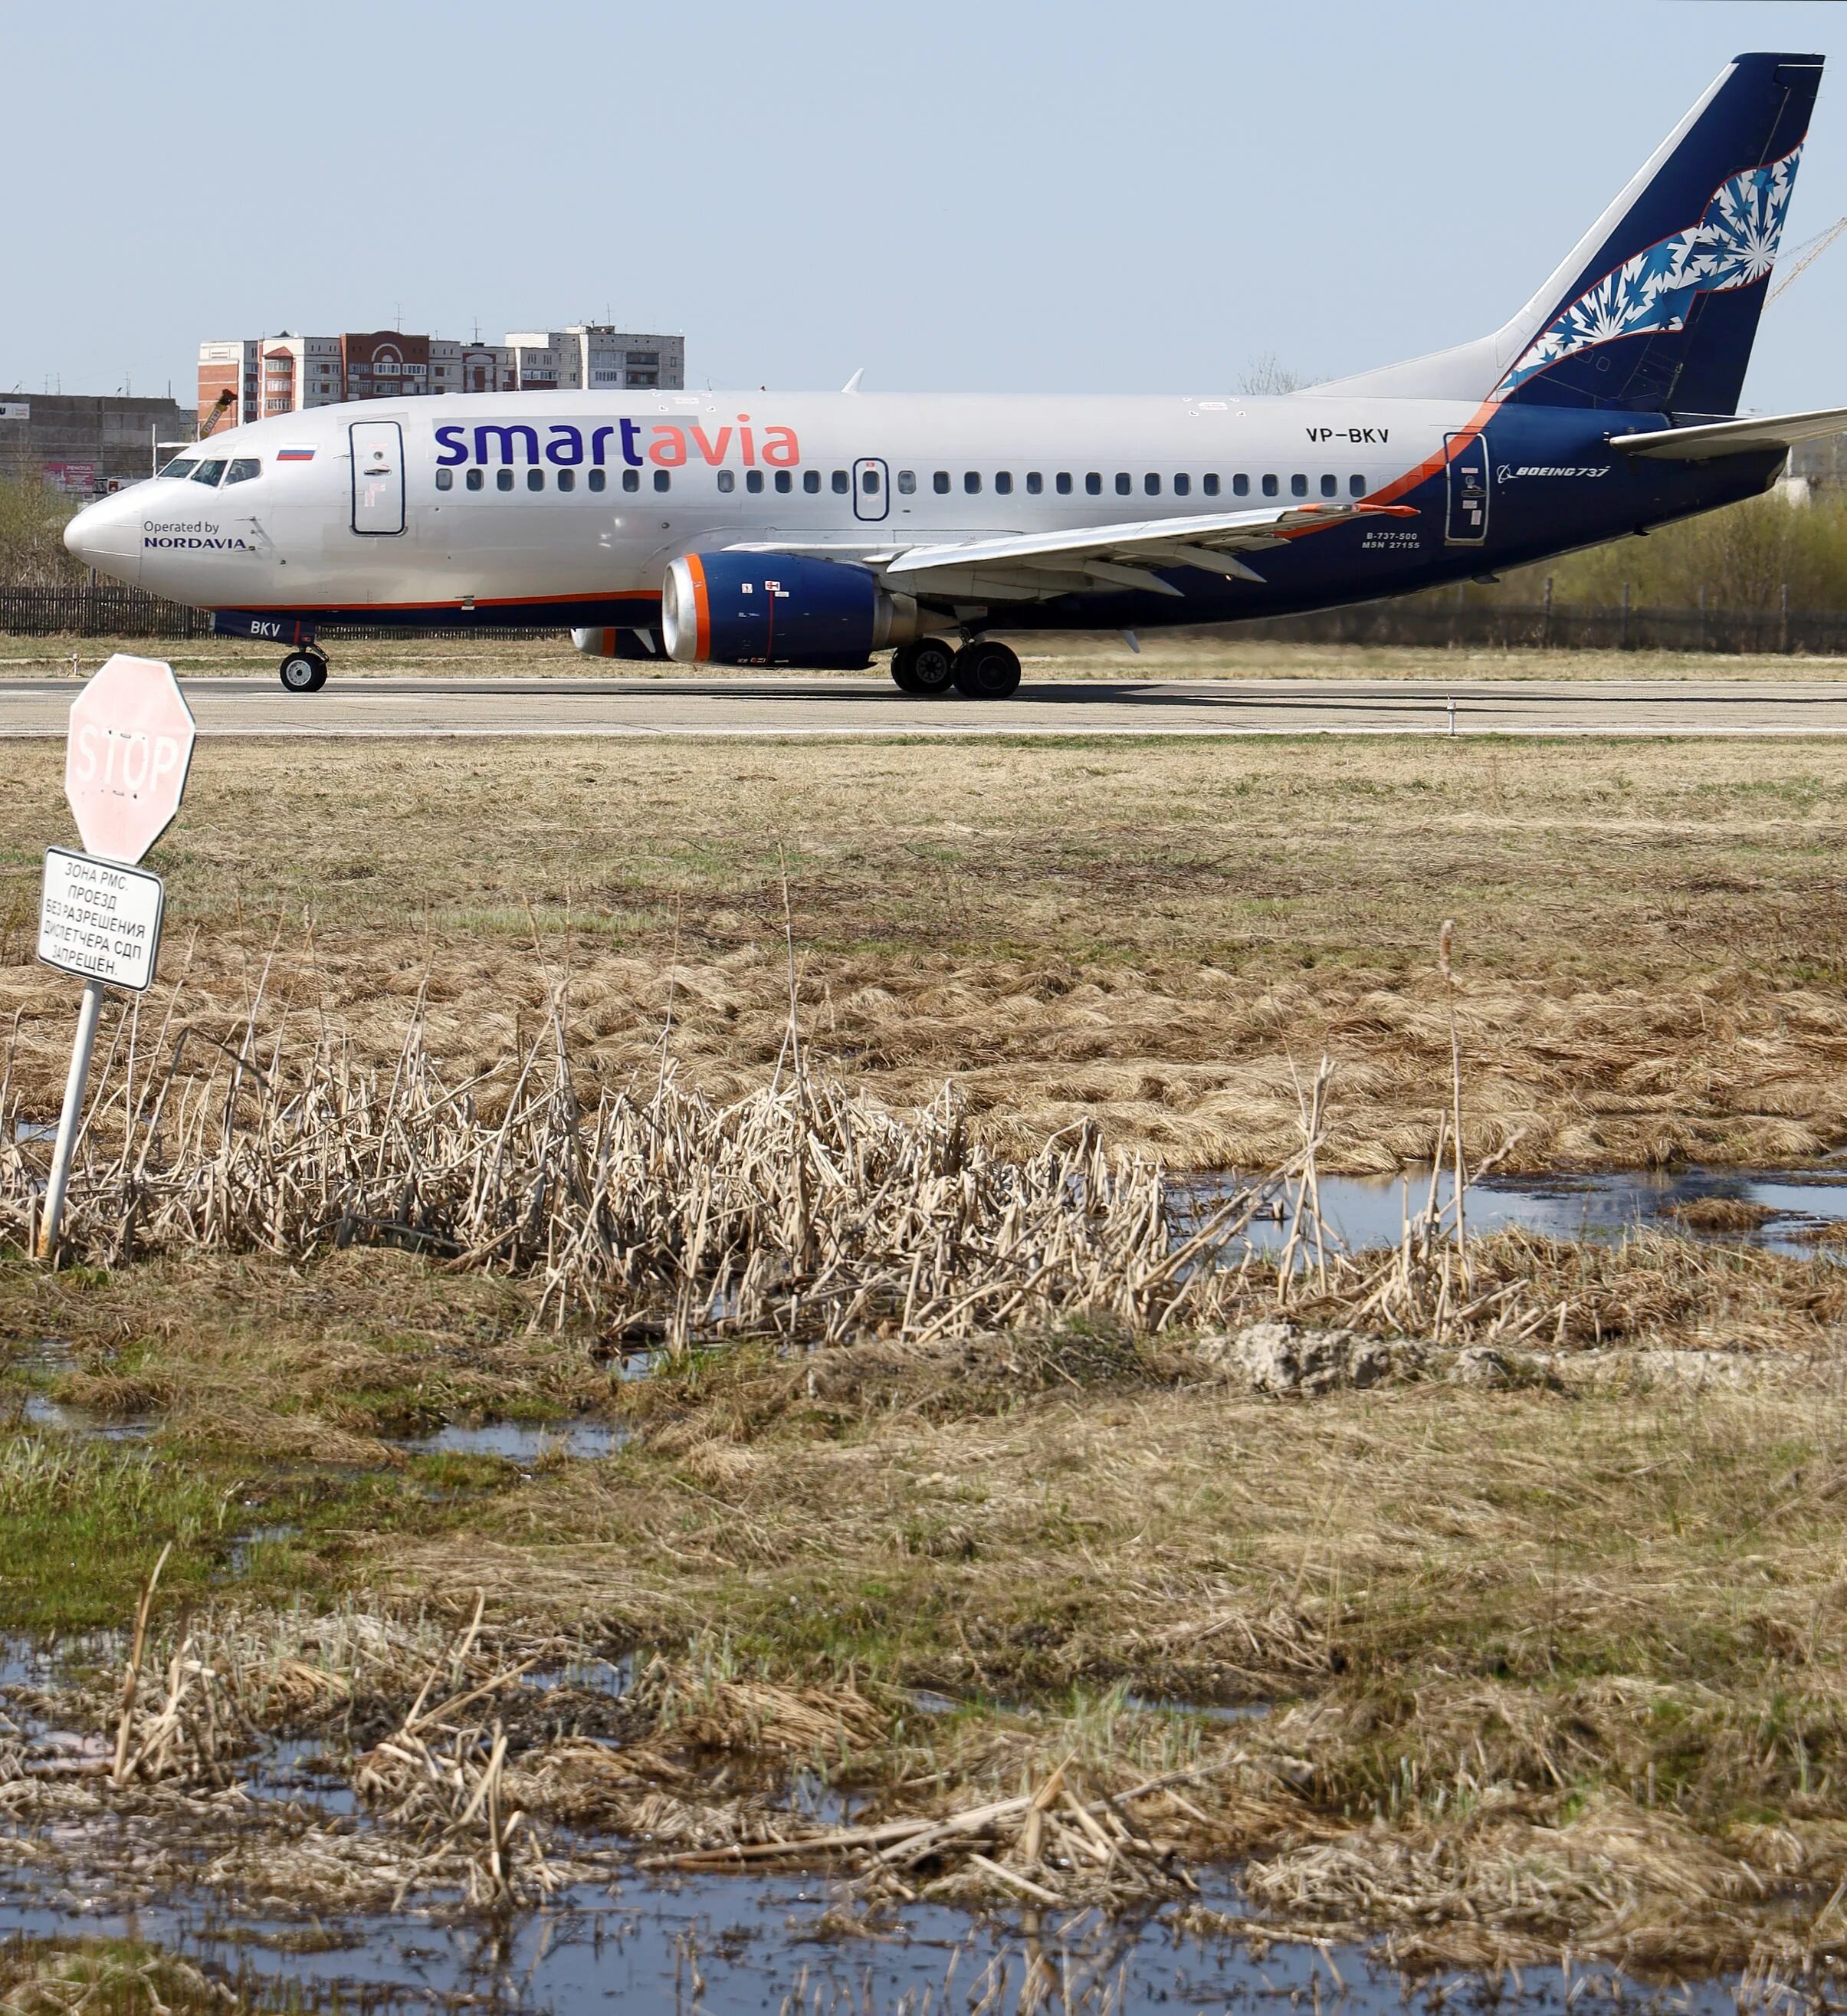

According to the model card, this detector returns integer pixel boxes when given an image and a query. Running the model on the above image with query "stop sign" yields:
[64,654,196,865]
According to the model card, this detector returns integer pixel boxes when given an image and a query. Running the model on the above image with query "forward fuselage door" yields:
[350,421,405,535]
[852,457,889,523]
[1442,431,1490,547]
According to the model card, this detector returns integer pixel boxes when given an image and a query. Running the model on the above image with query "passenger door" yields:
[350,421,405,535]
[852,456,890,524]
[1442,432,1490,547]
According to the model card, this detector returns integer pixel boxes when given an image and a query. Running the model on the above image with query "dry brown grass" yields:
[6,734,1847,1171]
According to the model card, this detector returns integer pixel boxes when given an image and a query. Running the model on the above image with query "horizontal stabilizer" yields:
[1609,405,1847,458]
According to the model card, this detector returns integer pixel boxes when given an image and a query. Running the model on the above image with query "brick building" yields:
[199,323,683,429]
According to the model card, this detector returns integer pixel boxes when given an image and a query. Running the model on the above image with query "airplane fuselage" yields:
[74,388,1780,639]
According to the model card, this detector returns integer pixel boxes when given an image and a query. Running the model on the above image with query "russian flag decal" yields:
[276,445,315,462]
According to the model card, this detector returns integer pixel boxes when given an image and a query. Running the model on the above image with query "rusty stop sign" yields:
[64,653,196,865]
[34,655,196,1256]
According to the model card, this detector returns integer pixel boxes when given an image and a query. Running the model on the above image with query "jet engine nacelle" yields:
[661,552,921,669]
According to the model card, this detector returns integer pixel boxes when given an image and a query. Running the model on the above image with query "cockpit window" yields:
[191,460,228,485]
[225,458,261,484]
[159,458,197,479]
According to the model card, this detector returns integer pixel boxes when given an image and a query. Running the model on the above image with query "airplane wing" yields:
[725,499,1416,602]
[1609,406,1847,461]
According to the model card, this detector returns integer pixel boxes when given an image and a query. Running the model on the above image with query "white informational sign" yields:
[0,402,28,422]
[37,847,166,992]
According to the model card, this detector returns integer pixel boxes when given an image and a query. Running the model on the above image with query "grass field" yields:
[6,727,1847,1169]
[9,721,1847,1965]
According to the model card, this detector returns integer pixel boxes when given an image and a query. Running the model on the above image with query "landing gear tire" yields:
[952,639,1022,701]
[889,642,923,693]
[904,636,959,696]
[279,650,327,693]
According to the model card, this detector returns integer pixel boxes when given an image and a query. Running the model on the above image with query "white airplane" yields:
[67,51,1846,701]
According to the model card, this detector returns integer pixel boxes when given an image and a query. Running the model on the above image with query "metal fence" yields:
[0,585,554,643]
[5,581,1847,656]
[1239,597,1847,656]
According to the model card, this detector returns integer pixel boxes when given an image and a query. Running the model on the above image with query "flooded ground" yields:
[0,1867,1763,2014]
[1183,1161,1847,1260]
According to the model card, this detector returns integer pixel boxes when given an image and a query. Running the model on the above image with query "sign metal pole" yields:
[36,978,106,1259]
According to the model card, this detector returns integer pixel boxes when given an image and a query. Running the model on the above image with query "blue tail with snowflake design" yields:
[1494,53,1820,415]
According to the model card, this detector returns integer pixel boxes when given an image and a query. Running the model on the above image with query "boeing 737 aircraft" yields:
[65,51,1846,700]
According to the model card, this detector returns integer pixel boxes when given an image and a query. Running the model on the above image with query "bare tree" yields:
[1237,353,1306,396]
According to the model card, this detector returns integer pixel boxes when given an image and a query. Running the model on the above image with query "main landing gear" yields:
[888,637,1021,700]
[279,648,329,693]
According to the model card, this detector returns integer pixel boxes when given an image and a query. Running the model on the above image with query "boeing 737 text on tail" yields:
[65,52,1844,700]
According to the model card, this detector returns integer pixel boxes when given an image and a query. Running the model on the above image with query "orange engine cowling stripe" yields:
[684,553,711,662]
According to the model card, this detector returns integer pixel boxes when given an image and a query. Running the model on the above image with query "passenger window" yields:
[1261,474,1278,497]
[1143,473,1160,497]
[435,468,454,491]
[528,469,545,491]
[1233,474,1249,497]
[1291,474,1307,497]
[1173,472,1189,497]
[497,468,515,491]
[226,458,261,484]
[832,469,849,494]
[1114,473,1130,496]
[159,458,195,479]
[1319,474,1337,497]
[717,469,735,492]
[803,470,821,494]
[622,469,640,492]
[1203,474,1219,497]
[775,470,792,494]
[192,460,228,485]
[964,471,982,494]
[897,469,916,494]
[995,471,1012,495]
[861,468,880,494]
[933,471,950,494]
[747,469,765,493]
[654,469,671,492]
[1085,472,1101,496]
[467,468,484,491]
[588,468,606,492]
[558,468,576,492]
[1025,472,1042,495]
[1056,472,1073,495]
[1350,474,1367,496]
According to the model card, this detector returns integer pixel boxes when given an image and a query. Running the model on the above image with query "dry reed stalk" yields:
[111,1540,171,1785]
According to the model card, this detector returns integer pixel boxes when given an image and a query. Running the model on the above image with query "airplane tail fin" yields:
[1317,52,1821,416]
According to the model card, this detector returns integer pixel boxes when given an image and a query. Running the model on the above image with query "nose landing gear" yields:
[279,648,329,693]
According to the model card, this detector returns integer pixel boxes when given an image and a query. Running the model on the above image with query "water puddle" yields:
[1121,1693,1271,1724]
[396,1417,627,1462]
[227,1525,300,1573]
[0,1865,1740,2014]
[18,1394,154,1440]
[521,1653,635,1699]
[1182,1163,1847,1261]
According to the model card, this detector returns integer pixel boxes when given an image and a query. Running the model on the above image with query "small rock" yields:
[1449,1345,1559,1391]
[1201,1322,1416,1398]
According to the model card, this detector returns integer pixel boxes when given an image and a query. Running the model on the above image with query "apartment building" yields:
[198,323,683,430]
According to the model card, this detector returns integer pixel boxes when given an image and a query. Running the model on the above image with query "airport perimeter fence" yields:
[8,582,1847,657]
[0,585,555,643]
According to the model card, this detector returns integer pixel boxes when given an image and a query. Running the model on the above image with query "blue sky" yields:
[9,1,1847,411]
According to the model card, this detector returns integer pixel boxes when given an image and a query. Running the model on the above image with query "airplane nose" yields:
[64,497,140,583]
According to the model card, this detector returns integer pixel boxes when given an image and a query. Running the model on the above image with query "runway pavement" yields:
[4,674,1847,737]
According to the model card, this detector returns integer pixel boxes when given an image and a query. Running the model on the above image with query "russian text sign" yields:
[37,847,165,991]
[64,654,196,866]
